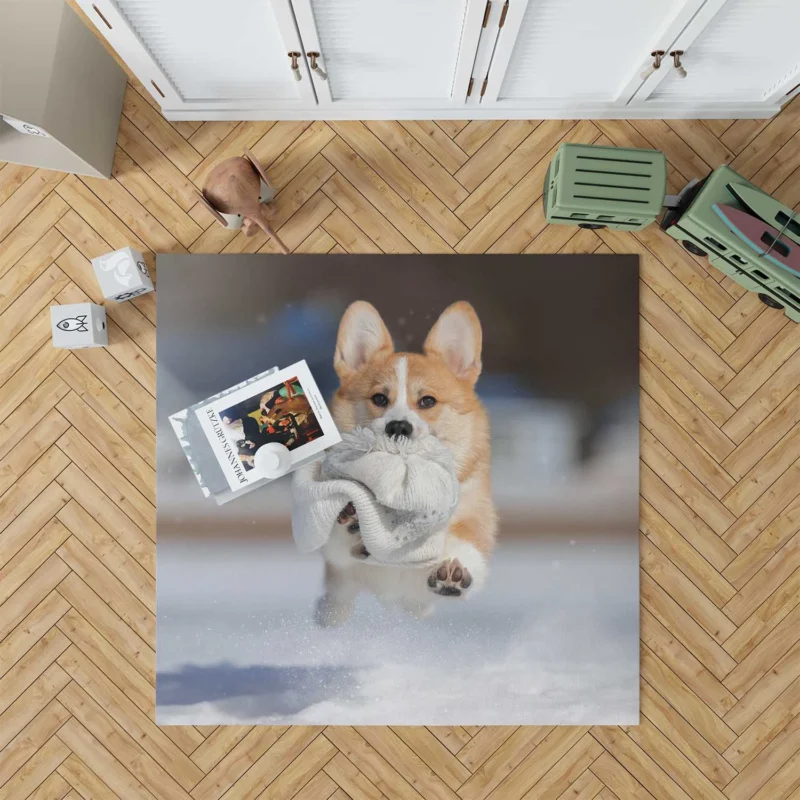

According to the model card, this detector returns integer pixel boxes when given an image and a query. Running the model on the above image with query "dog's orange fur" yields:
[316,300,496,622]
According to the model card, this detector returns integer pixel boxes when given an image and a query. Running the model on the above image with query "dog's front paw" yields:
[337,502,370,560]
[427,558,472,597]
[337,501,360,534]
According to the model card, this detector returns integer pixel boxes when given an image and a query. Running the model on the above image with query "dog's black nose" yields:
[385,420,413,439]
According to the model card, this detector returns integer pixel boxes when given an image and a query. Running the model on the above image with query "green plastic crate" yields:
[661,165,800,323]
[544,143,667,231]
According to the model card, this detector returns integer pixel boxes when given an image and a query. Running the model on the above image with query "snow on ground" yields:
[156,535,638,725]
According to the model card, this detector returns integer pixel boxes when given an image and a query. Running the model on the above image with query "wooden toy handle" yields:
[255,213,290,254]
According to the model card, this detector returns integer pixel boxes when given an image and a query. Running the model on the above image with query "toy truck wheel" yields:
[758,293,784,310]
[682,240,707,257]
[578,223,606,230]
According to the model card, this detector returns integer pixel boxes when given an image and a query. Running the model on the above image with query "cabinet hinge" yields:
[480,77,488,97]
[482,0,492,27]
[499,0,509,27]
[467,77,474,97]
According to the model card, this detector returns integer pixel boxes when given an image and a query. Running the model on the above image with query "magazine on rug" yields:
[194,360,340,492]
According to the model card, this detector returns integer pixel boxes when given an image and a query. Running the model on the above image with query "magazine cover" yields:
[194,360,340,492]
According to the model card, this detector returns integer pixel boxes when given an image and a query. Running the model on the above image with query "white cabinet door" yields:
[289,0,486,109]
[478,0,707,112]
[632,0,800,109]
[76,0,316,113]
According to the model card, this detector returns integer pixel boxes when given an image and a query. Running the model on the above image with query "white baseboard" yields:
[163,103,781,122]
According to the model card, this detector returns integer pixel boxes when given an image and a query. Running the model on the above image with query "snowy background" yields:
[157,534,638,725]
[156,254,640,725]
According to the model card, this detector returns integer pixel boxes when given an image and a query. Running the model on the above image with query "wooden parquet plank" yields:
[55,426,154,537]
[116,115,201,212]
[0,591,70,681]
[56,573,154,680]
[364,121,469,210]
[401,121,469,175]
[723,531,800,618]
[55,356,155,462]
[640,500,736,608]
[642,572,737,681]
[56,391,155,498]
[57,500,154,610]
[0,228,68,317]
[0,733,71,800]
[0,372,69,467]
[0,698,71,788]
[57,753,120,800]
[320,164,418,254]
[640,681,737,790]
[322,137,452,253]
[390,728,472,790]
[322,752,383,800]
[641,609,737,717]
[639,463,735,572]
[453,121,539,192]
[457,727,552,800]
[429,727,473,756]
[56,607,153,714]
[641,534,736,643]
[0,192,69,278]
[3,68,800,800]
[265,122,336,191]
[0,163,36,206]
[121,85,202,176]
[0,170,66,243]
[189,726,289,800]
[55,464,155,575]
[453,121,506,156]
[56,716,160,800]
[456,120,593,241]
[589,751,656,800]
[723,565,800,661]
[111,147,203,248]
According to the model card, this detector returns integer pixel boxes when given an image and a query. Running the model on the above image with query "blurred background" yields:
[156,254,640,725]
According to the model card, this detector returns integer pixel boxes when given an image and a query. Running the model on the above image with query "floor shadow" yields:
[157,662,357,718]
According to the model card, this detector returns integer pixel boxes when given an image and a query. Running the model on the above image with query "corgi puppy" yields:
[316,300,497,625]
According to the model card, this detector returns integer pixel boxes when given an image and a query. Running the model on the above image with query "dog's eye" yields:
[371,393,389,407]
[419,395,437,409]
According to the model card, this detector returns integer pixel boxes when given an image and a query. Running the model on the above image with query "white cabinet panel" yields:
[479,0,715,111]
[487,0,702,106]
[647,0,800,104]
[291,0,485,107]
[77,0,795,119]
[76,0,315,110]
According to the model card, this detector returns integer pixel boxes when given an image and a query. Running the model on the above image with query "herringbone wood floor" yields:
[3,62,800,800]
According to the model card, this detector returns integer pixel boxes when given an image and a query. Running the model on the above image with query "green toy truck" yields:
[544,143,667,231]
[659,165,800,323]
[544,142,800,322]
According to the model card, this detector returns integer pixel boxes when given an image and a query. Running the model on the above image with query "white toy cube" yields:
[91,246,154,302]
[51,303,107,349]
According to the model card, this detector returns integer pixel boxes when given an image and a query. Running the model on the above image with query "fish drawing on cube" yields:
[51,303,107,349]
[92,246,154,302]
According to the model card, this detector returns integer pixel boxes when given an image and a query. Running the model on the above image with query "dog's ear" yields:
[423,301,482,385]
[335,301,394,378]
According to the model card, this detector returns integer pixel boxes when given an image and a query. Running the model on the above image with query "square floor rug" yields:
[156,254,639,725]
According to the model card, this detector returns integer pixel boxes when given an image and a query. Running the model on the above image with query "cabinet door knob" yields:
[307,52,328,81]
[288,52,302,81]
[670,50,687,79]
[641,50,665,80]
